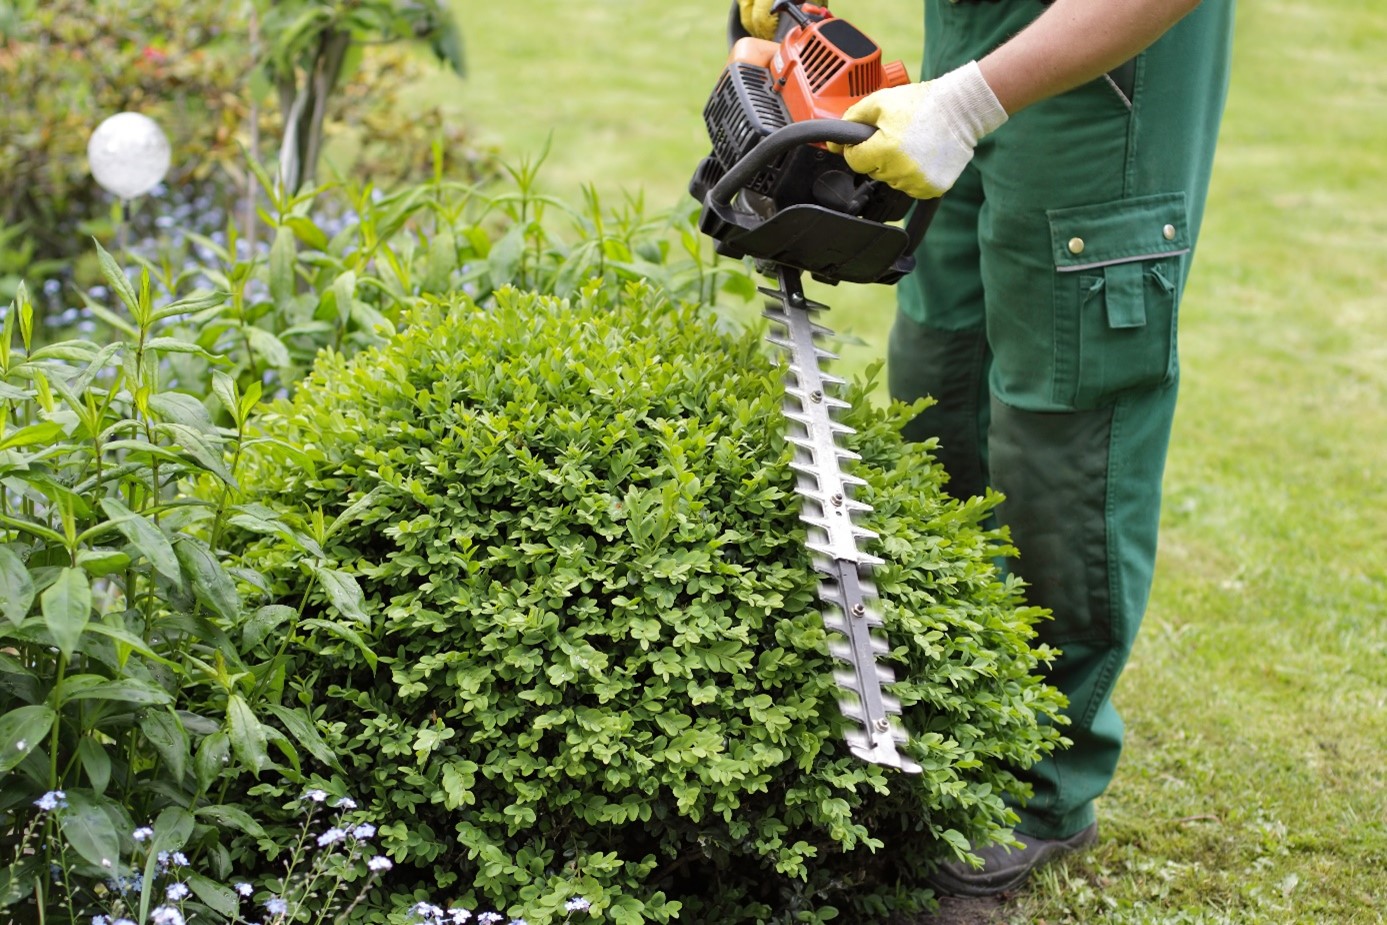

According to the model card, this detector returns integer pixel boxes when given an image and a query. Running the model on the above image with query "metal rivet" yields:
[874,718,891,732]
[830,493,844,507]
[809,390,823,404]
[1163,223,1177,241]
[851,603,866,618]
[1067,236,1085,255]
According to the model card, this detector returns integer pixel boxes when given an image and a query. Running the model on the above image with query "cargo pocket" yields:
[1049,192,1190,409]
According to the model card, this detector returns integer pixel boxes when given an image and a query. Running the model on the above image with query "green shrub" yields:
[221,280,1066,924]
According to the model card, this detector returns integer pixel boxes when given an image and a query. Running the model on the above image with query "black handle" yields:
[707,119,876,210]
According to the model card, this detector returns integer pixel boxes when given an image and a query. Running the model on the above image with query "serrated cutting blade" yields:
[763,268,920,774]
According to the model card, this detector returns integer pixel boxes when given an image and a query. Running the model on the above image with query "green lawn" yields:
[430,1,1387,921]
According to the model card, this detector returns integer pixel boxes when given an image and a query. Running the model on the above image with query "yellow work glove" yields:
[836,61,1009,200]
[738,0,778,40]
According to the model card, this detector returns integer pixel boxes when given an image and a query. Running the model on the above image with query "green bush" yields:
[221,280,1066,923]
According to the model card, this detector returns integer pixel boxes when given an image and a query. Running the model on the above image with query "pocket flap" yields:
[1048,191,1190,272]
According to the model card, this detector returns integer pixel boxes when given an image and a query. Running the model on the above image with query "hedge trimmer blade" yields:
[762,268,920,774]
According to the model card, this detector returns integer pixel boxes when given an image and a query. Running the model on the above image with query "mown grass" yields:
[432,1,1386,921]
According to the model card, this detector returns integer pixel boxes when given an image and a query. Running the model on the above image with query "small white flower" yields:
[303,789,328,803]
[235,882,254,897]
[509,918,527,925]
[170,851,189,867]
[151,907,184,925]
[113,919,136,925]
[93,916,112,925]
[265,897,288,916]
[367,855,393,872]
[34,791,66,811]
[448,909,472,924]
[132,826,155,842]
[352,823,376,840]
[334,796,358,809]
[565,898,591,912]
[316,827,347,847]
[477,914,503,925]
[166,882,190,901]
[16,740,24,751]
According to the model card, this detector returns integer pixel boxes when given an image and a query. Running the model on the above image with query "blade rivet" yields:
[831,493,844,506]
[851,603,866,617]
[874,718,891,732]
[810,390,823,403]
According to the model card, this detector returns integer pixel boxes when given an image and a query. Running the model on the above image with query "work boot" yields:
[927,823,1098,897]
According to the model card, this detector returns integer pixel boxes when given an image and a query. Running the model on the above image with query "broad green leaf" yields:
[188,871,240,918]
[0,547,34,626]
[194,732,231,792]
[100,498,182,585]
[226,694,269,776]
[0,704,55,773]
[94,240,141,316]
[140,710,189,783]
[311,565,369,624]
[60,677,173,707]
[211,370,239,421]
[77,738,112,794]
[194,804,267,839]
[269,225,297,305]
[301,618,377,670]
[242,604,297,649]
[245,325,290,369]
[264,704,342,772]
[173,537,241,622]
[75,548,130,578]
[58,790,120,871]
[0,420,65,451]
[41,567,91,660]
[148,392,217,433]
[143,337,219,360]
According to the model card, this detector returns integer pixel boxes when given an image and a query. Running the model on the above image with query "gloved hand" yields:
[834,61,1009,199]
[738,0,778,40]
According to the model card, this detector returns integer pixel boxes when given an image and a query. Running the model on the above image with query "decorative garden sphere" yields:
[87,112,171,200]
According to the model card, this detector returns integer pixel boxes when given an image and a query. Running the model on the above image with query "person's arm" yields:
[835,0,1205,199]
[978,0,1202,114]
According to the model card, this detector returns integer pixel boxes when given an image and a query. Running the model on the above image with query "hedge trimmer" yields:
[689,0,938,773]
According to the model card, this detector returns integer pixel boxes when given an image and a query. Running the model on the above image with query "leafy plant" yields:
[216,279,1066,924]
[0,255,343,920]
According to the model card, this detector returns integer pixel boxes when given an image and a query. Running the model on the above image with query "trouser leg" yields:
[898,0,1235,840]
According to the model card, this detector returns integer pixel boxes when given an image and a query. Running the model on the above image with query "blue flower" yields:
[235,882,254,897]
[352,823,376,840]
[303,789,328,804]
[166,882,190,901]
[265,897,288,916]
[132,826,154,842]
[367,855,393,872]
[150,907,184,925]
[34,791,67,811]
[316,827,347,847]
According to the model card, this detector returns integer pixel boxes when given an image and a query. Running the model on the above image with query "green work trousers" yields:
[889,0,1235,839]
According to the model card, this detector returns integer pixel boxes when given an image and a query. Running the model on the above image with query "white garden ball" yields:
[87,112,171,200]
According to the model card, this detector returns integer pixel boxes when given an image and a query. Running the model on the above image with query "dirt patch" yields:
[895,895,1010,925]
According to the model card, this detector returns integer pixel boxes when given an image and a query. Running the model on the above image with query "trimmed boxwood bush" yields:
[224,279,1065,923]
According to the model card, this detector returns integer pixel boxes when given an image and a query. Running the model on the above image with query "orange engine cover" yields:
[768,15,911,123]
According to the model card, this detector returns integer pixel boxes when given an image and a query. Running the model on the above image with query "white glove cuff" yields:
[932,60,1010,146]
